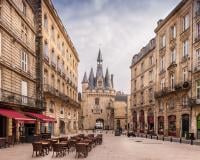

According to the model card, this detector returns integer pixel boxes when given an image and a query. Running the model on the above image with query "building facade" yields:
[130,0,200,139]
[130,39,156,134]
[29,0,80,136]
[0,0,38,141]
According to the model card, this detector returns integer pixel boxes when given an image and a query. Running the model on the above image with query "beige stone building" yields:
[81,50,116,130]
[130,0,200,139]
[29,0,80,136]
[114,92,129,130]
[130,38,156,134]
[0,0,38,141]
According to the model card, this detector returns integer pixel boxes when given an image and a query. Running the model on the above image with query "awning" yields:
[0,108,35,123]
[25,112,56,123]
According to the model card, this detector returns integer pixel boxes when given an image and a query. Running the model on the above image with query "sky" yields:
[52,0,181,93]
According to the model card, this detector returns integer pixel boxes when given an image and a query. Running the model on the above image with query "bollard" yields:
[157,136,158,140]
[180,138,182,143]
[170,137,172,142]
[163,136,164,141]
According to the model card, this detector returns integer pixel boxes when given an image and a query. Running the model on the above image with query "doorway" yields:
[95,119,104,129]
[182,114,189,137]
[197,115,200,139]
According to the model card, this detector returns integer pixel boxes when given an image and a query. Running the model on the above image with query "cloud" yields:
[52,0,181,93]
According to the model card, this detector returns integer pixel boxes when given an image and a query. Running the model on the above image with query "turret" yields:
[88,68,95,89]
[96,49,104,88]
[105,68,111,89]
[82,72,88,92]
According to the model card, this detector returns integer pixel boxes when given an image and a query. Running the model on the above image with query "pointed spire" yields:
[105,68,111,89]
[88,68,95,89]
[97,49,103,63]
[82,72,88,83]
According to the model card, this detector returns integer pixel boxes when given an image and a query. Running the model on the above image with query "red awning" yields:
[0,108,35,123]
[25,112,56,123]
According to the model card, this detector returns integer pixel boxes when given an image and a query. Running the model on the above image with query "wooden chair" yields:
[75,143,88,158]
[32,142,44,157]
[52,143,65,157]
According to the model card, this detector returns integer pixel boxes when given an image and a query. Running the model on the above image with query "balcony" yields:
[154,87,169,98]
[0,88,38,109]
[44,53,49,62]
[57,64,62,74]
[167,61,177,70]
[189,97,200,106]
[174,81,191,91]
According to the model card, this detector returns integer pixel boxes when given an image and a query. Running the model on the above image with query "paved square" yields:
[0,134,200,160]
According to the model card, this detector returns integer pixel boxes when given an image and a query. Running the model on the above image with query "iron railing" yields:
[0,88,38,108]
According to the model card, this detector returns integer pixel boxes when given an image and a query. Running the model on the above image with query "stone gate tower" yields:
[81,49,116,130]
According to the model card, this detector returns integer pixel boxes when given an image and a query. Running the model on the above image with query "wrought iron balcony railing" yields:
[0,88,37,108]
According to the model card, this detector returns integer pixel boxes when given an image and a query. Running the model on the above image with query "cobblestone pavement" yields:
[0,133,200,160]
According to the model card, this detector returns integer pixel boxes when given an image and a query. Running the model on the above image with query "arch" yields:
[95,119,104,130]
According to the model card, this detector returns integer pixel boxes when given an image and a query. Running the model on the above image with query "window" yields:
[183,40,189,57]
[160,35,166,48]
[183,14,189,31]
[60,107,64,114]
[171,25,176,39]
[51,26,55,40]
[149,70,153,82]
[196,23,200,38]
[169,99,175,109]
[170,74,175,90]
[50,101,54,113]
[159,102,164,112]
[44,14,48,30]
[141,62,144,71]
[171,49,176,63]
[197,49,200,67]
[160,56,165,71]
[141,76,144,88]
[197,80,200,99]
[21,51,28,72]
[160,78,165,90]
[149,56,153,65]
[95,98,99,105]
[183,68,188,82]
[21,23,27,43]
[21,81,27,104]
[22,1,26,16]
[134,80,137,90]
[182,96,188,106]
[44,40,48,58]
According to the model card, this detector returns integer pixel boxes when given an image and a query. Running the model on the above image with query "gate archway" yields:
[96,119,104,129]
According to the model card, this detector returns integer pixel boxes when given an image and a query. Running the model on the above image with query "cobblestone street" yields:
[0,133,200,160]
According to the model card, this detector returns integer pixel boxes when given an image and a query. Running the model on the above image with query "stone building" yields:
[0,0,38,141]
[29,0,80,136]
[114,92,129,130]
[130,0,200,139]
[81,50,116,130]
[130,38,156,134]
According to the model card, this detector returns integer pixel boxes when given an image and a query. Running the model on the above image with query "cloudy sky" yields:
[52,0,181,93]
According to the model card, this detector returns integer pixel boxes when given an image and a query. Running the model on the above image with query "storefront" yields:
[168,115,176,136]
[139,110,145,133]
[0,108,35,142]
[158,116,164,135]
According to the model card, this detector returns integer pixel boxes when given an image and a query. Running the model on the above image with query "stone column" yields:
[7,118,12,136]
[144,110,148,134]
[35,121,41,134]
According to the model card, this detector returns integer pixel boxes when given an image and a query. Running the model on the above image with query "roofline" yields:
[44,0,80,62]
[154,0,188,33]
